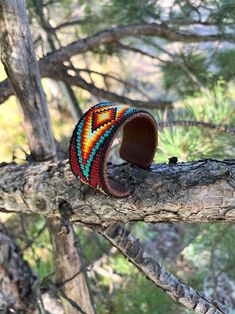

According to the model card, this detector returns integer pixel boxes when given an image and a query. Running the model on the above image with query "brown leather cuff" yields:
[69,102,158,197]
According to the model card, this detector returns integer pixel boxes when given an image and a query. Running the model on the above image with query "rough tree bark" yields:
[0,1,234,312]
[0,1,95,313]
[0,159,232,312]
[0,223,36,313]
[98,223,226,314]
[0,159,234,224]
[0,0,56,162]
[48,221,95,314]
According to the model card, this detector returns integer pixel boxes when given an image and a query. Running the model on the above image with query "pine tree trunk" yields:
[0,1,95,313]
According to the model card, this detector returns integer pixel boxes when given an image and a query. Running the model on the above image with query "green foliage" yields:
[161,50,208,95]
[155,83,235,162]
[111,274,177,314]
[97,257,181,314]
[215,49,235,82]
[89,44,123,63]
[169,0,201,22]
[76,227,111,263]
[110,255,133,275]
[60,0,74,16]
[210,0,235,28]
[81,0,158,27]
[77,0,160,41]
[74,229,184,313]
[169,0,235,29]
[14,216,54,279]
[2,1,235,312]
[26,0,43,20]
[131,222,156,242]
[183,224,235,289]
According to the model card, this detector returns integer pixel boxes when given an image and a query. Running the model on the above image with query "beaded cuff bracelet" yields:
[69,102,158,197]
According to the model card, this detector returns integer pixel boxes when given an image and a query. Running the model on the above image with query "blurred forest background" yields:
[0,0,235,313]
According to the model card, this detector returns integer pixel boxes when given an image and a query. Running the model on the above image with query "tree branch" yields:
[0,66,171,109]
[1,21,234,105]
[97,223,226,313]
[0,159,234,224]
[54,18,88,31]
[158,120,235,135]
[47,66,172,109]
[0,0,95,312]
[117,42,167,63]
[0,79,14,104]
[41,23,235,67]
[76,67,153,101]
[0,223,35,313]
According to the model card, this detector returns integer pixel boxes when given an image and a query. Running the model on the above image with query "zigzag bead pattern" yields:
[69,102,158,197]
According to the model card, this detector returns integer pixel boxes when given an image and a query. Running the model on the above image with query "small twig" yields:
[58,290,87,314]
[41,280,87,314]
[158,120,235,135]
[20,215,41,269]
[57,246,117,287]
[52,65,173,110]
[23,223,47,250]
[117,42,167,64]
[76,66,153,101]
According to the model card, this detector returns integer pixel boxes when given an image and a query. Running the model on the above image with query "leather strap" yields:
[69,102,158,197]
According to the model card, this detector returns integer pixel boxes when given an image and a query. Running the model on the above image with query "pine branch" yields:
[41,23,235,68]
[75,67,153,101]
[116,42,167,63]
[46,65,172,109]
[159,120,235,135]
[0,67,172,108]
[1,21,234,105]
[97,223,226,314]
[0,159,234,224]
